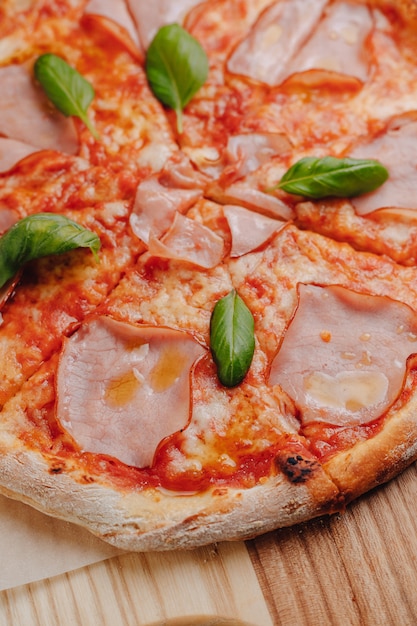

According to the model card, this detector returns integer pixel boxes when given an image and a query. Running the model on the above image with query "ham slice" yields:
[269,284,417,426]
[281,2,373,86]
[227,0,328,85]
[147,212,225,269]
[126,0,204,48]
[224,132,292,181]
[0,63,78,154]
[159,153,209,190]
[0,207,18,234]
[0,137,39,172]
[57,316,206,468]
[223,182,293,221]
[129,177,202,244]
[350,115,417,216]
[227,1,372,87]
[84,0,140,48]
[224,204,285,257]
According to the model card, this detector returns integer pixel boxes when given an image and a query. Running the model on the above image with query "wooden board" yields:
[1,463,417,625]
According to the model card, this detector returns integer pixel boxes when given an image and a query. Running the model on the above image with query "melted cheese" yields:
[303,370,389,413]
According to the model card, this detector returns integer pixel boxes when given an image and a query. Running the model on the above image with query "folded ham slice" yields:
[147,212,225,269]
[0,63,78,155]
[222,182,293,221]
[222,132,292,184]
[269,284,417,426]
[224,204,285,257]
[129,177,202,244]
[57,316,206,468]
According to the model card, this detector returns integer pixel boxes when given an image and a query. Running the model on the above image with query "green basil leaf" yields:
[34,53,100,139]
[145,23,209,134]
[210,289,255,388]
[272,156,389,199]
[0,213,101,289]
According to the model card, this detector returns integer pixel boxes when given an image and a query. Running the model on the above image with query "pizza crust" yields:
[0,433,341,551]
[2,372,417,551]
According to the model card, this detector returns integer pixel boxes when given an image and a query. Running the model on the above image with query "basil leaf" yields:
[272,156,389,199]
[34,53,99,139]
[0,213,101,289]
[210,290,255,387]
[146,23,209,134]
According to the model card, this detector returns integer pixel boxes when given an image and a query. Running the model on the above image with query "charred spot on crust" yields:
[275,453,319,484]
[80,474,96,484]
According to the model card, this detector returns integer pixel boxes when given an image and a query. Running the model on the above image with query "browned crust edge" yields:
[2,370,417,551]
[0,437,340,551]
[324,388,417,503]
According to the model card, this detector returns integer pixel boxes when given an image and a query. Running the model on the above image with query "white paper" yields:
[0,493,123,590]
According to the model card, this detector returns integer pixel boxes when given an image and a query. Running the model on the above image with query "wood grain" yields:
[248,463,417,626]
[1,464,417,625]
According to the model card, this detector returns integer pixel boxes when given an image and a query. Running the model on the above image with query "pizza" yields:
[1,0,417,552]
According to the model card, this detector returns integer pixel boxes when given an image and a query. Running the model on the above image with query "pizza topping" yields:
[227,0,327,85]
[269,284,417,426]
[159,153,208,189]
[224,204,285,257]
[0,213,100,289]
[0,137,38,173]
[147,212,225,269]
[0,62,78,154]
[349,116,417,215]
[126,0,203,48]
[222,182,293,221]
[224,133,292,181]
[281,1,373,85]
[34,53,99,140]
[0,208,18,235]
[129,177,202,244]
[272,156,388,199]
[57,316,205,468]
[145,23,209,134]
[84,0,141,49]
[210,289,255,387]
[228,1,373,86]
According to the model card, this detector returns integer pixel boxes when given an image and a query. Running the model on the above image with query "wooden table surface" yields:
[1,462,417,626]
